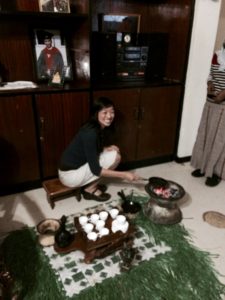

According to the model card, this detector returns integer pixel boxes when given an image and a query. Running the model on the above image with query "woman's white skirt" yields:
[58,149,117,188]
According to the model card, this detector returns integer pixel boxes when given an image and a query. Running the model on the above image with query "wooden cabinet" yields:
[93,85,181,163]
[35,91,89,178]
[0,95,40,187]
[137,86,181,160]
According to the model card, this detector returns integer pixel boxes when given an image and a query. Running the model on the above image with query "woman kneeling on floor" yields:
[58,97,141,201]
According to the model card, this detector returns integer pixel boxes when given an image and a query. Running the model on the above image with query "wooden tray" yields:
[54,212,135,263]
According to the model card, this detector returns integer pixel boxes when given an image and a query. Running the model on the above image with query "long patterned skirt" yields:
[191,99,225,179]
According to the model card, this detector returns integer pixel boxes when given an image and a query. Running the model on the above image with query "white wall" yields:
[177,0,222,158]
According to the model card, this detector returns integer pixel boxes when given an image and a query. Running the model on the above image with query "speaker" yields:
[91,32,117,81]
[138,33,169,80]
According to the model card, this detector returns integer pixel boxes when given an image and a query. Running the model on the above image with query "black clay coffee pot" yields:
[55,215,73,248]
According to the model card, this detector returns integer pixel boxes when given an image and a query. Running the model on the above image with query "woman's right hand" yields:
[122,171,141,182]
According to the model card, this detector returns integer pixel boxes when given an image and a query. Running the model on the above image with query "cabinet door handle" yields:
[40,117,45,141]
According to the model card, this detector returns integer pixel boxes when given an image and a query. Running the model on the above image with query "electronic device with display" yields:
[91,32,168,82]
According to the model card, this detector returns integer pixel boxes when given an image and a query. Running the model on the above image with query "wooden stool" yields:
[42,178,81,209]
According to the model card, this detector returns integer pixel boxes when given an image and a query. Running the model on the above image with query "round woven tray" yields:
[203,211,225,228]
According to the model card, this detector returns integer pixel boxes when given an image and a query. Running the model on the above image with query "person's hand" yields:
[122,172,141,182]
[213,90,225,103]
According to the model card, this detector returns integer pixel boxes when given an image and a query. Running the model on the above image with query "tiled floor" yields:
[1,161,225,287]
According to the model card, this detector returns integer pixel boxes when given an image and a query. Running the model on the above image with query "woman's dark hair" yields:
[84,97,115,153]
[91,97,115,124]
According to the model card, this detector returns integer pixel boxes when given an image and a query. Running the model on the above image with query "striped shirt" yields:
[208,53,225,93]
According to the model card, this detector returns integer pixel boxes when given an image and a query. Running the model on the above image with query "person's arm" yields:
[100,168,141,182]
[82,129,102,176]
[102,145,140,181]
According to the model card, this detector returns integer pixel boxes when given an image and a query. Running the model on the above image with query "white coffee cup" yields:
[90,213,99,224]
[109,208,119,219]
[120,221,129,233]
[111,219,129,233]
[111,219,120,233]
[79,215,88,226]
[83,223,94,233]
[99,227,109,237]
[95,219,105,231]
[99,211,108,221]
[116,215,126,225]
[87,231,98,241]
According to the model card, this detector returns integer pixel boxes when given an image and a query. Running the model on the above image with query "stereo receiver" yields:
[116,45,149,80]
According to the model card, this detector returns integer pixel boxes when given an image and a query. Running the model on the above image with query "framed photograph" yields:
[33,29,73,82]
[39,0,70,13]
[99,14,141,33]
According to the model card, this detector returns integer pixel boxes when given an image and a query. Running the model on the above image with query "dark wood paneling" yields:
[137,86,181,159]
[35,92,89,178]
[0,21,35,81]
[0,95,40,186]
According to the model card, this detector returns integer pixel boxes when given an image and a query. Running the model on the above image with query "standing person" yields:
[36,30,64,79]
[191,41,225,187]
[58,97,141,202]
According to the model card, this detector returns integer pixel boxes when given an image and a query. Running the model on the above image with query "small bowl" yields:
[37,218,61,247]
[37,218,60,235]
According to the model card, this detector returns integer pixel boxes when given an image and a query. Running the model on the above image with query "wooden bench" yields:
[42,178,81,209]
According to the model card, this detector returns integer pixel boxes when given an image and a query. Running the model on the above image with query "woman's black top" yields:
[59,126,102,176]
